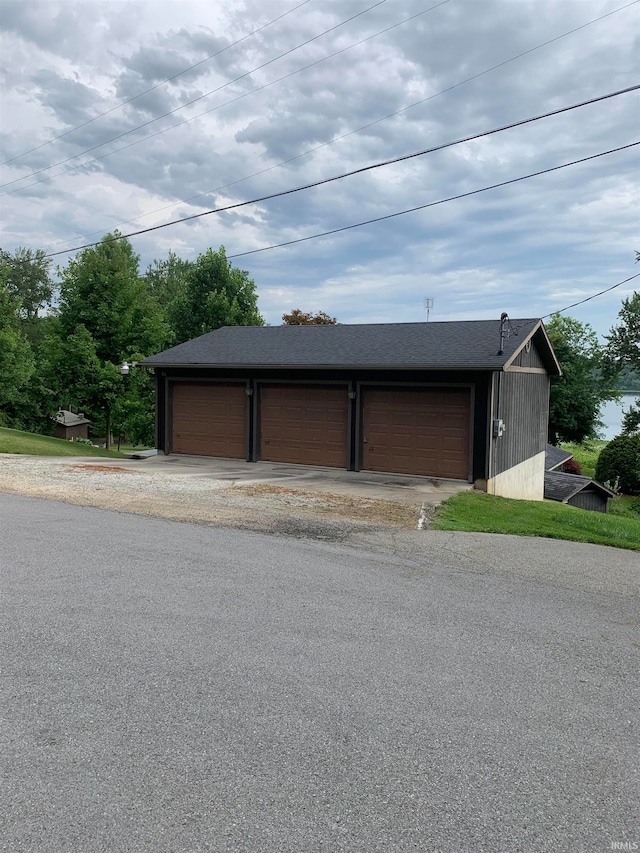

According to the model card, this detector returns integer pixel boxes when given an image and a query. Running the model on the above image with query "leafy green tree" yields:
[51,232,167,447]
[282,309,337,325]
[0,246,53,325]
[546,314,619,444]
[606,291,640,435]
[112,353,156,448]
[168,246,263,344]
[145,251,193,312]
[0,274,35,426]
[606,291,640,373]
[595,433,640,495]
[621,403,640,434]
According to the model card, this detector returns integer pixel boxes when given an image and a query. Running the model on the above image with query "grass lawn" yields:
[432,491,640,552]
[609,495,640,520]
[559,439,608,478]
[0,427,124,458]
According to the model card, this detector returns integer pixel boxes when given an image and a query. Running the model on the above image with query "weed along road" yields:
[1,493,638,852]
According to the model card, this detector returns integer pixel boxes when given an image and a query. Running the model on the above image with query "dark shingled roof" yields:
[545,444,574,471]
[142,318,560,372]
[544,471,616,503]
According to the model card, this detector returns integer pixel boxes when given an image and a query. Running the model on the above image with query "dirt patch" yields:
[71,464,142,474]
[232,483,416,527]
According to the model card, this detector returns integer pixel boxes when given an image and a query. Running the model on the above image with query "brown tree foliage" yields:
[282,309,337,325]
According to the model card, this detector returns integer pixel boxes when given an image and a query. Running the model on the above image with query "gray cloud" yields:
[29,69,102,126]
[0,0,637,337]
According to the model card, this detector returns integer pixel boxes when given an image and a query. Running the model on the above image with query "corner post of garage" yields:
[245,380,256,462]
[350,380,360,472]
[162,372,170,455]
[154,370,164,452]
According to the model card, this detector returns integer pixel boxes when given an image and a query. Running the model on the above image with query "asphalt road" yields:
[1,494,638,852]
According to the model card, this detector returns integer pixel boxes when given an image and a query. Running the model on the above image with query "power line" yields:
[541,273,640,318]
[41,86,640,258]
[223,142,639,260]
[3,0,448,201]
[0,0,314,168]
[0,0,394,191]
[40,0,640,250]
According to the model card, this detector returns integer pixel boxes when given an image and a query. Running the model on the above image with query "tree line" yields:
[0,234,263,447]
[1,233,638,447]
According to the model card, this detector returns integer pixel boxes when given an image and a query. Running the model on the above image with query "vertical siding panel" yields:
[494,372,549,475]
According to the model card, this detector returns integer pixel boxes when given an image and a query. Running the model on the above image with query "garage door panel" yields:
[172,383,246,458]
[260,385,347,467]
[363,387,470,479]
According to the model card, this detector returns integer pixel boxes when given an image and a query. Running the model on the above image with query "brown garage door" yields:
[172,383,246,458]
[260,384,348,468]
[362,387,471,479]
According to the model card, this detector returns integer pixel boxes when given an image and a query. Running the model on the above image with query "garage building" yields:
[141,317,561,500]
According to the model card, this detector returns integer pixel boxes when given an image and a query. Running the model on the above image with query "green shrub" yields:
[72,436,93,446]
[595,433,640,495]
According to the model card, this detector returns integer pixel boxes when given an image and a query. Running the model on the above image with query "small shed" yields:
[544,444,615,512]
[544,470,615,513]
[54,409,91,441]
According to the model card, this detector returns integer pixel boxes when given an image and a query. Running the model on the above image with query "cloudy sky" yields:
[0,0,638,336]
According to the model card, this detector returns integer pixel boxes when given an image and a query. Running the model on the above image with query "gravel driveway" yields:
[0,454,430,540]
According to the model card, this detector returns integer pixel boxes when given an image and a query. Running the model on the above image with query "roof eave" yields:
[142,361,511,371]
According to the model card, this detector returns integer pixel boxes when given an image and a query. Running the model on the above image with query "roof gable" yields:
[142,318,559,373]
[544,471,616,502]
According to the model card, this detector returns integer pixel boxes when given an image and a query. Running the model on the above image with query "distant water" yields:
[599,394,638,440]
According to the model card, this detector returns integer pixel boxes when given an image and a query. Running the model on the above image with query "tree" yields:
[145,251,193,311]
[0,247,59,431]
[546,314,619,444]
[606,291,640,373]
[111,352,156,448]
[595,433,640,495]
[606,291,640,436]
[168,246,263,344]
[282,309,337,325]
[621,403,640,435]
[51,232,167,447]
[0,247,53,325]
[0,273,35,426]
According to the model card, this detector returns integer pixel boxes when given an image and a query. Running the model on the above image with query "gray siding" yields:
[493,371,549,476]
[511,341,545,369]
[568,490,609,513]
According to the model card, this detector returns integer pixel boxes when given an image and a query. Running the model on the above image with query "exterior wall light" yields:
[348,390,357,400]
[245,387,254,396]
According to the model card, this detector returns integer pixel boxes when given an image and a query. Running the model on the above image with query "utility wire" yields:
[0,0,314,167]
[41,86,640,258]
[541,273,640,318]
[2,0,448,200]
[0,0,394,190]
[40,0,640,250]
[223,142,639,260]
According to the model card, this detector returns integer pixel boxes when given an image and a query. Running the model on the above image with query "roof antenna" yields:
[498,312,508,355]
